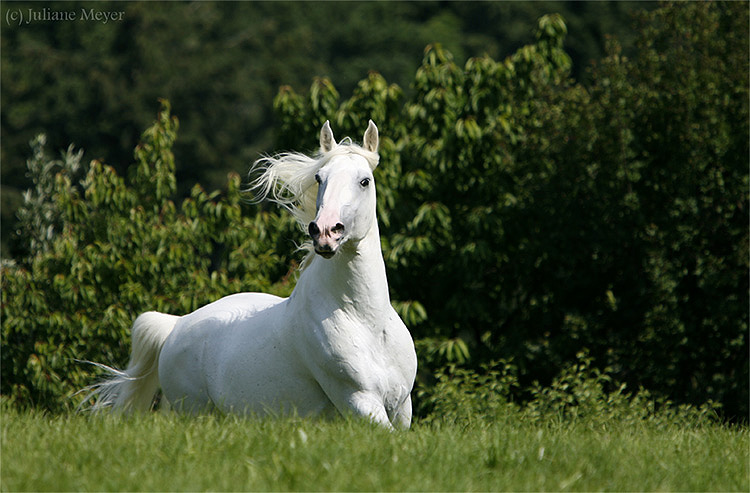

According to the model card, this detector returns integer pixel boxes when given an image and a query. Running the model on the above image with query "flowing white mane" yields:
[250,138,379,231]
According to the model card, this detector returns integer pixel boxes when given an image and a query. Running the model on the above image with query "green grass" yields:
[2,408,747,491]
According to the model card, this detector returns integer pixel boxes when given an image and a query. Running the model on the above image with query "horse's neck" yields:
[296,226,391,320]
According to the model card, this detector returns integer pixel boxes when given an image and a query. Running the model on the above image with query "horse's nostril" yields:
[331,223,345,234]
[308,221,320,238]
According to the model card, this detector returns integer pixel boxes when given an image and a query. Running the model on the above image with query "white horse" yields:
[86,121,417,430]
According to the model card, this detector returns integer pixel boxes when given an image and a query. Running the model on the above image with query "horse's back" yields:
[158,292,333,416]
[182,292,283,322]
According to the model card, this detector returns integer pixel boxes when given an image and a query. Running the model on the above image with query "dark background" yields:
[2,1,653,257]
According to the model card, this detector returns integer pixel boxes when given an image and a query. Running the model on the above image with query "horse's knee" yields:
[344,392,393,429]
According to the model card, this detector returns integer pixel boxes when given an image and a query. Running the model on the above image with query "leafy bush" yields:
[2,101,298,410]
[2,3,746,423]
[272,2,748,421]
[522,352,721,427]
[417,359,519,426]
[418,351,720,428]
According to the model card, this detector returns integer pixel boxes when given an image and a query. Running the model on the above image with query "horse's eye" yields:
[314,174,321,184]
[359,178,371,188]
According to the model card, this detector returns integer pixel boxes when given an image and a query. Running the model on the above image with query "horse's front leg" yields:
[390,395,412,430]
[327,387,394,430]
[350,390,395,429]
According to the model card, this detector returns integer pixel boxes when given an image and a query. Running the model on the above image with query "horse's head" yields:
[308,121,379,259]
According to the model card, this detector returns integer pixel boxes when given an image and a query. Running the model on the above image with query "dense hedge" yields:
[2,1,652,255]
[271,3,748,420]
[2,2,747,420]
[2,102,300,409]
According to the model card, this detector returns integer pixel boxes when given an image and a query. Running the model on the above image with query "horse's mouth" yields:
[315,249,336,259]
[312,235,343,259]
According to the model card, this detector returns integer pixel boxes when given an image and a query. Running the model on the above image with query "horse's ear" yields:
[320,120,335,153]
[363,120,379,153]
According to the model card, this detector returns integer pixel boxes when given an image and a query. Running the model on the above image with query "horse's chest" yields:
[305,313,413,394]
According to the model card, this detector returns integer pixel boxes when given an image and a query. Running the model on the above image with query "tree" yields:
[1,101,299,410]
[3,2,745,420]
[1,1,653,258]
[273,2,748,420]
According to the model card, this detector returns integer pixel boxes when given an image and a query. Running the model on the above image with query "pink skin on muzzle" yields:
[308,216,344,258]
[308,179,348,259]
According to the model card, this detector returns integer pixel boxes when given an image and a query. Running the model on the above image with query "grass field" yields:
[2,407,747,491]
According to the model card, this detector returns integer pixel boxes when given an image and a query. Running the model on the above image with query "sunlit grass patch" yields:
[2,406,747,491]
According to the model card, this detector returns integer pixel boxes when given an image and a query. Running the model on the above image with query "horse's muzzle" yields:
[309,221,345,258]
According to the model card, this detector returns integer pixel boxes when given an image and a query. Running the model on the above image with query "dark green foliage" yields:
[1,1,654,257]
[2,101,299,410]
[418,351,721,427]
[2,2,746,421]
[273,2,748,420]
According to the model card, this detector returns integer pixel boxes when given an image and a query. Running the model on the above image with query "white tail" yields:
[83,311,178,413]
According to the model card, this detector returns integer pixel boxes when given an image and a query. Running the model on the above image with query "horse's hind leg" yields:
[158,341,217,415]
[159,391,216,415]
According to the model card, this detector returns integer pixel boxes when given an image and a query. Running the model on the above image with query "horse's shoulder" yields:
[380,307,415,350]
